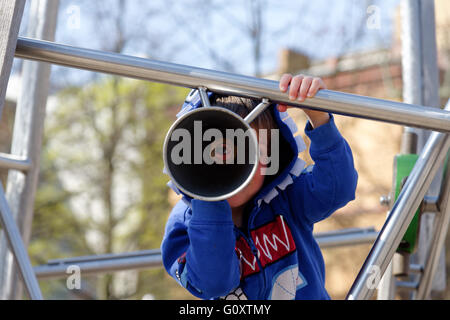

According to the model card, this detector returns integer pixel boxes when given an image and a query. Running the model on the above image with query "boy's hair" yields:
[211,95,278,149]
[211,95,295,180]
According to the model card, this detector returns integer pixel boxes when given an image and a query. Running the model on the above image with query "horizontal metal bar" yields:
[45,249,161,265]
[315,227,378,248]
[34,250,163,279]
[0,153,30,172]
[421,198,439,213]
[396,280,419,291]
[34,228,378,279]
[15,37,450,133]
[409,264,424,274]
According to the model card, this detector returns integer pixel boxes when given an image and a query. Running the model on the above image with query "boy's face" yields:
[226,134,268,209]
[226,161,266,209]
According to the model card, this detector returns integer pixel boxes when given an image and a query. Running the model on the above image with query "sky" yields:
[15,0,400,85]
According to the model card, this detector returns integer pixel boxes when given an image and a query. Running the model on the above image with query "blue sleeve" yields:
[286,113,358,226]
[160,199,240,299]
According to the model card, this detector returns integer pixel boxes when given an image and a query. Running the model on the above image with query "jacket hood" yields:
[163,89,306,207]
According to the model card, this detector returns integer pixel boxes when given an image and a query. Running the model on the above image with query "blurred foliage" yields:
[30,76,194,299]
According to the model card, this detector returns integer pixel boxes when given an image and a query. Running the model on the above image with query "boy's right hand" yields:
[277,73,330,129]
[277,73,326,111]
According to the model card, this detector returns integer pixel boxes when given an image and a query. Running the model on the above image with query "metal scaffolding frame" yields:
[347,114,450,299]
[0,0,449,300]
[0,0,59,300]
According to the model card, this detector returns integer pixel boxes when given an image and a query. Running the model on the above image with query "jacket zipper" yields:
[240,206,267,299]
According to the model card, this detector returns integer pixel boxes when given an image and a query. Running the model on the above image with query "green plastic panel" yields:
[394,154,420,254]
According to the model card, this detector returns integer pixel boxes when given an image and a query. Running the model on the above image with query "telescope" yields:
[163,88,272,201]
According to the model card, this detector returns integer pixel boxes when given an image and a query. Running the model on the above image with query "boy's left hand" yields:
[277,74,330,129]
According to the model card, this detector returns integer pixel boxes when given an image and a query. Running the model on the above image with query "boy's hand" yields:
[278,74,330,129]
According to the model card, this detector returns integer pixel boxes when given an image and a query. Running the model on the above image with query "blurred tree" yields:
[32,77,190,299]
[30,140,94,299]
[29,0,197,299]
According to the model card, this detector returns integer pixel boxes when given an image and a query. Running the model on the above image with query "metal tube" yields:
[315,228,378,249]
[401,0,423,107]
[407,264,423,275]
[396,280,419,291]
[34,227,378,279]
[0,184,42,299]
[198,87,211,108]
[34,250,163,279]
[244,98,271,124]
[0,153,30,172]
[14,37,450,133]
[346,130,450,300]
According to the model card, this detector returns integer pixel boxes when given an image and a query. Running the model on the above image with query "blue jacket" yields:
[161,94,358,300]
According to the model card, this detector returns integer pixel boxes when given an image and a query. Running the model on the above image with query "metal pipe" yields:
[401,0,423,107]
[244,98,271,124]
[315,227,378,249]
[409,264,424,275]
[396,280,419,291]
[0,153,30,172]
[0,184,43,299]
[34,250,163,279]
[14,37,450,133]
[34,228,378,279]
[346,130,450,300]
[198,87,211,108]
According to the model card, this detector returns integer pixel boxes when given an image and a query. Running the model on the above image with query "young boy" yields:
[161,74,358,300]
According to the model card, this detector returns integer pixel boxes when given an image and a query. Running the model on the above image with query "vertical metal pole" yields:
[401,0,423,108]
[378,0,423,300]
[0,0,59,300]
[410,0,445,299]
[399,0,423,153]
[395,0,424,299]
[401,0,440,148]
